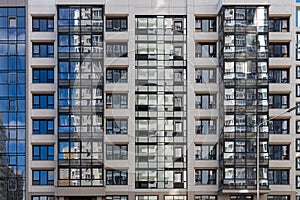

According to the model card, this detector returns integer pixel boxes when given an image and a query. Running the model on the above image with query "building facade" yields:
[1,0,300,199]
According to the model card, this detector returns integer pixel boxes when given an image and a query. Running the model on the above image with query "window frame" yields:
[32,68,54,83]
[32,170,54,185]
[32,43,54,57]
[32,145,54,160]
[106,17,128,32]
[32,17,54,32]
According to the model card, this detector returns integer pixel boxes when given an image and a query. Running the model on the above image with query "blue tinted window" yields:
[32,170,54,185]
[32,69,54,83]
[32,43,54,57]
[33,145,54,160]
[32,119,54,134]
[32,94,54,109]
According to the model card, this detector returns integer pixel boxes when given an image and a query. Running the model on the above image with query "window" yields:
[106,144,128,160]
[106,17,127,32]
[164,196,187,200]
[8,17,16,27]
[268,169,289,184]
[32,170,54,185]
[267,196,290,200]
[106,119,128,134]
[32,196,55,200]
[269,145,289,160]
[32,43,54,57]
[297,121,300,133]
[269,18,289,32]
[195,144,216,160]
[106,196,128,200]
[269,119,288,134]
[33,119,54,134]
[195,69,216,83]
[296,157,300,170]
[297,176,300,189]
[195,119,216,134]
[32,17,54,32]
[136,196,158,200]
[195,94,216,109]
[269,43,289,57]
[9,100,17,111]
[195,43,216,57]
[106,169,128,185]
[106,43,128,57]
[32,69,54,83]
[33,145,54,160]
[195,169,216,184]
[230,196,252,200]
[269,94,289,109]
[106,68,128,83]
[296,139,300,152]
[106,93,128,109]
[297,67,300,79]
[297,33,300,60]
[32,94,54,109]
[195,17,216,32]
[195,196,217,200]
[297,103,300,115]
[268,69,289,83]
[297,85,300,97]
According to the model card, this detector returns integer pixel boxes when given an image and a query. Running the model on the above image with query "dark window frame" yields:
[32,68,54,83]
[32,43,54,57]
[32,145,54,160]
[32,170,54,185]
[106,17,128,32]
[106,169,128,185]
[32,17,54,32]
[32,94,54,109]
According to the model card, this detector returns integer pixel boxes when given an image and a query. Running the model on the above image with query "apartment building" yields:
[0,0,300,199]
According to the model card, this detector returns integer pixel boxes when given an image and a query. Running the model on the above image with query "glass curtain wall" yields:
[219,6,269,191]
[0,7,26,199]
[135,16,187,190]
[57,6,105,187]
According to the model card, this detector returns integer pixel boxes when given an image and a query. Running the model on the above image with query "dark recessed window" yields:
[269,94,289,109]
[106,17,127,32]
[195,169,216,185]
[32,145,54,160]
[268,69,289,83]
[106,68,128,83]
[33,69,54,83]
[106,169,128,185]
[269,145,289,160]
[269,43,289,57]
[195,94,216,109]
[106,43,128,57]
[195,144,216,160]
[32,17,54,32]
[32,94,54,109]
[33,119,54,134]
[106,119,127,134]
[269,119,288,134]
[106,144,128,160]
[195,17,216,32]
[106,93,128,109]
[195,119,216,135]
[32,170,54,185]
[268,169,289,184]
[195,43,216,58]
[32,43,54,57]
[269,18,289,32]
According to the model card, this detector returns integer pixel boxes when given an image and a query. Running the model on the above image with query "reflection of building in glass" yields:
[21,0,300,200]
[57,5,104,187]
[0,5,26,200]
